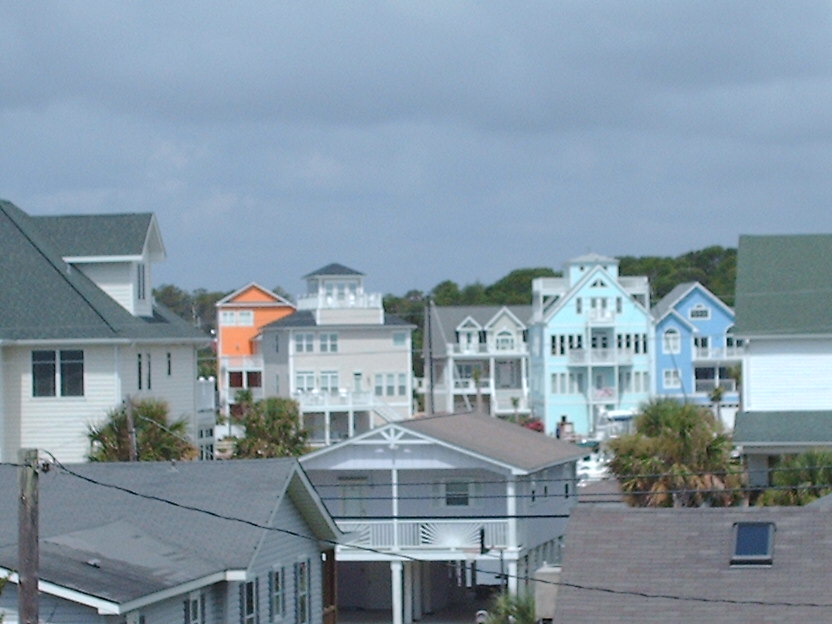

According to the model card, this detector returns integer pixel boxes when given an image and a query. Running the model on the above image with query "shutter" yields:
[281,567,286,615]
[239,584,245,624]
[268,571,274,621]
[294,563,299,623]
[255,577,261,624]
[184,599,191,624]
[200,593,206,624]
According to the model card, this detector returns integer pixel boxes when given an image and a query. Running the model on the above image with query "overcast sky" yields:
[2,2,831,297]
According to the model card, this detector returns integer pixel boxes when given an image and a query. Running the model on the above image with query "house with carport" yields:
[300,411,584,624]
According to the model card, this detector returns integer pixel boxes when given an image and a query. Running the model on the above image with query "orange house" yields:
[216,283,295,410]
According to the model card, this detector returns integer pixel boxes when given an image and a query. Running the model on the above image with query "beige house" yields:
[260,264,415,445]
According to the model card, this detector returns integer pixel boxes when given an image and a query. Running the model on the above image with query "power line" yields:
[38,454,832,610]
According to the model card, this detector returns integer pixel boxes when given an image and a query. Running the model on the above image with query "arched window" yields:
[496,330,515,351]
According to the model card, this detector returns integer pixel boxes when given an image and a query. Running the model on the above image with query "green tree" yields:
[484,267,559,304]
[484,591,536,624]
[756,450,832,506]
[233,396,309,458]
[608,398,744,507]
[87,399,197,462]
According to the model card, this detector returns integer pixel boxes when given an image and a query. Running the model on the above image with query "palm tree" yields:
[608,398,744,507]
[757,450,832,506]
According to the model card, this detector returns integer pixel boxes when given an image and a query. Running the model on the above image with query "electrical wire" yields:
[28,452,832,610]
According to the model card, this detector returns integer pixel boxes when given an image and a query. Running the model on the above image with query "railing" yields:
[587,309,615,323]
[493,391,528,413]
[296,292,383,310]
[695,379,737,393]
[337,518,509,551]
[590,386,617,401]
[219,355,263,369]
[569,349,634,365]
[693,346,744,360]
[448,342,529,356]
[452,379,492,391]
[450,343,489,355]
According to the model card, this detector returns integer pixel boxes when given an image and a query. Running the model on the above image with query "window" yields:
[146,352,152,390]
[496,331,515,351]
[33,350,84,397]
[295,333,314,353]
[184,591,205,624]
[393,332,407,346]
[240,580,258,624]
[689,304,710,319]
[229,371,244,388]
[374,374,383,396]
[198,428,214,461]
[320,371,339,394]
[136,263,146,300]
[295,560,311,624]
[275,336,280,353]
[137,353,143,390]
[663,369,681,389]
[616,297,623,313]
[320,333,338,353]
[238,310,254,326]
[576,298,582,314]
[167,352,172,376]
[662,329,680,354]
[386,373,395,396]
[220,310,236,326]
[444,481,470,506]
[295,371,315,393]
[269,567,285,621]
[398,373,407,395]
[246,371,262,388]
[732,522,774,565]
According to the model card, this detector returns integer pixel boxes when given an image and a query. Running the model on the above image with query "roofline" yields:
[262,321,416,332]
[484,306,527,330]
[653,282,734,324]
[64,255,144,263]
[216,282,295,307]
[735,332,832,340]
[657,309,696,332]
[144,213,166,262]
[3,337,208,346]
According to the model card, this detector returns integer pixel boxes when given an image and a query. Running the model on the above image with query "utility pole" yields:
[125,395,138,461]
[18,448,39,624]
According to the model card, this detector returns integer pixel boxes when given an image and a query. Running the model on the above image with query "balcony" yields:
[337,518,508,553]
[449,343,489,355]
[452,378,492,392]
[693,346,744,361]
[590,386,617,401]
[296,292,382,310]
[694,379,737,394]
[569,349,634,366]
[220,355,263,369]
[586,309,616,325]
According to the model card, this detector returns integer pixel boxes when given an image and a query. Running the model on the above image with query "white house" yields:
[421,304,531,418]
[0,458,342,624]
[300,411,584,624]
[733,234,832,485]
[260,263,415,446]
[0,200,212,463]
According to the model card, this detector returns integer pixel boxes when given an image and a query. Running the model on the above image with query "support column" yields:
[403,562,414,624]
[413,561,423,621]
[348,408,355,438]
[391,561,404,624]
[324,410,331,446]
[507,560,518,595]
[422,560,432,615]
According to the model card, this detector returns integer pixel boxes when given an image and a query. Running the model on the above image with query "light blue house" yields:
[529,254,653,437]
[652,282,742,429]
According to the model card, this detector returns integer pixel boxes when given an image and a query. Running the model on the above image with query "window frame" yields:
[663,368,681,389]
[443,480,471,507]
[732,522,775,566]
[269,566,285,622]
[689,303,710,320]
[32,349,85,398]
[662,328,681,354]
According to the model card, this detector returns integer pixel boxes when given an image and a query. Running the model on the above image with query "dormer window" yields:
[689,304,710,319]
[590,279,606,288]
[136,263,146,300]
[496,331,515,351]
[732,522,774,566]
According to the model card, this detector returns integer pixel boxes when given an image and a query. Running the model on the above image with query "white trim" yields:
[64,255,143,263]
[216,282,295,307]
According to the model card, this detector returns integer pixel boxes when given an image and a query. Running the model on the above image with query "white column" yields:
[348,408,355,438]
[507,560,518,595]
[391,560,404,624]
[489,356,496,415]
[506,478,517,549]
[403,561,414,624]
[413,561,423,621]
[392,465,399,550]
[324,410,331,445]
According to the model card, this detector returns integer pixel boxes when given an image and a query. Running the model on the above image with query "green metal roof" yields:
[34,213,154,257]
[734,410,832,446]
[735,234,832,336]
[0,200,206,342]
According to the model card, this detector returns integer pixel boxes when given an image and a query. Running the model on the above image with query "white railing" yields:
[450,343,489,355]
[493,391,528,413]
[337,519,508,551]
[569,349,634,365]
[693,346,744,360]
[590,386,617,401]
[296,292,382,310]
[587,309,615,323]
[452,379,492,391]
[695,379,737,393]
[448,342,529,356]
[220,355,263,369]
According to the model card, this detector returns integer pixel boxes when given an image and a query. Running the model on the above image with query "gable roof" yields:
[733,410,832,448]
[555,505,832,622]
[34,213,160,259]
[304,263,364,278]
[428,305,532,353]
[217,282,295,307]
[0,200,205,342]
[0,459,340,610]
[735,234,832,336]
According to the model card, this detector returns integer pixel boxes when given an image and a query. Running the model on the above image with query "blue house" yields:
[652,282,742,429]
[529,254,653,437]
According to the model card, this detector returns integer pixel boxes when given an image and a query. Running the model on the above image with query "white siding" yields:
[75,262,135,314]
[744,338,832,411]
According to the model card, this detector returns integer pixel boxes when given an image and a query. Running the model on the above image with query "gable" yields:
[219,283,293,306]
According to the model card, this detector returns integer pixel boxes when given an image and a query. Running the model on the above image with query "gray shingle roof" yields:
[651,282,697,320]
[0,200,205,341]
[733,410,832,447]
[735,234,832,336]
[0,459,339,604]
[400,412,584,472]
[34,213,154,257]
[261,310,412,330]
[555,505,832,622]
[304,263,364,278]
[428,305,532,354]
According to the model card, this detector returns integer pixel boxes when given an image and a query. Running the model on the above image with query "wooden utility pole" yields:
[18,448,39,624]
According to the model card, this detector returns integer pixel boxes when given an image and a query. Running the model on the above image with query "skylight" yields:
[732,522,774,566]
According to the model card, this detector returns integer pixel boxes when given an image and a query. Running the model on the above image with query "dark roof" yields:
[735,234,832,336]
[261,310,412,330]
[651,282,696,320]
[0,200,205,341]
[555,505,832,622]
[400,412,584,471]
[0,459,339,605]
[734,410,832,447]
[428,305,532,354]
[34,213,154,257]
[304,263,364,278]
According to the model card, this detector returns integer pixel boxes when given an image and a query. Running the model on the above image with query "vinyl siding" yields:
[75,261,136,315]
